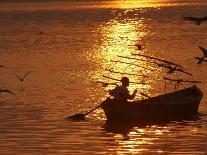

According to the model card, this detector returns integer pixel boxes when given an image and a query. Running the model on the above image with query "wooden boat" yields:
[101,85,203,123]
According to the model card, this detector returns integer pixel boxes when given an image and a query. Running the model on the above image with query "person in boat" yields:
[109,77,137,103]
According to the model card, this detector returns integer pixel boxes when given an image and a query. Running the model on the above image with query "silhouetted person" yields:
[183,16,207,25]
[109,77,137,103]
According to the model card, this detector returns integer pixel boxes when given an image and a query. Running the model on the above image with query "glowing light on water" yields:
[92,18,152,95]
[108,125,171,154]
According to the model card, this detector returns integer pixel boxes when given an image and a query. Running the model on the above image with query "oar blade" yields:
[66,113,86,120]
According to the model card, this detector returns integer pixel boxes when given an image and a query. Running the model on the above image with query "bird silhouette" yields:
[183,16,207,25]
[198,46,207,58]
[158,64,177,73]
[158,64,192,75]
[0,88,15,95]
[195,56,207,64]
[95,81,118,87]
[135,43,143,50]
[16,71,31,82]
[195,57,204,64]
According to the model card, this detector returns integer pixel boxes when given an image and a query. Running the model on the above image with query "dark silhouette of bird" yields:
[158,64,192,75]
[39,30,44,35]
[158,64,177,73]
[195,56,204,64]
[183,16,207,25]
[95,81,118,87]
[198,46,207,58]
[0,88,15,95]
[195,56,207,64]
[135,43,143,50]
[194,46,207,64]
[16,71,31,82]
[163,77,201,84]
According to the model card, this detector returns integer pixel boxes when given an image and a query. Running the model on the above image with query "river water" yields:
[0,0,207,154]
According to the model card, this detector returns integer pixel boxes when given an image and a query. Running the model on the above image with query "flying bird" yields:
[195,57,204,64]
[16,71,31,82]
[198,46,207,58]
[158,64,192,75]
[135,43,143,50]
[95,81,118,87]
[0,88,15,95]
[163,77,201,84]
[182,16,207,25]
[195,56,207,64]
[194,46,207,64]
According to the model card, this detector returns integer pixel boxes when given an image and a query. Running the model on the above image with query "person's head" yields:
[121,77,129,87]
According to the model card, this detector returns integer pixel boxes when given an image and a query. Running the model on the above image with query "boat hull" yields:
[101,85,203,123]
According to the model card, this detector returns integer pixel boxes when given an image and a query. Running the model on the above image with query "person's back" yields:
[109,77,137,103]
[109,85,129,102]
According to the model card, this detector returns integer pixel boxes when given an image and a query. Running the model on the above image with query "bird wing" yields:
[22,71,31,80]
[198,46,207,57]
[182,80,201,83]
[201,16,207,21]
[0,89,15,95]
[182,16,199,21]
[16,75,22,81]
[177,68,192,76]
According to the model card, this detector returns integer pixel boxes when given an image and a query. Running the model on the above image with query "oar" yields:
[66,103,102,120]
[140,92,151,98]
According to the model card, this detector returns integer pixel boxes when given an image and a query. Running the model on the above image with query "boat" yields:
[101,85,203,123]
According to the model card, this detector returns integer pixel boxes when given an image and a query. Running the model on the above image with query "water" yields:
[0,0,207,154]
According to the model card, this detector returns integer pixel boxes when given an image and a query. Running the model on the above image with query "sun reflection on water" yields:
[108,125,171,154]
[96,19,146,60]
[90,14,165,99]
[107,0,183,9]
[94,19,149,91]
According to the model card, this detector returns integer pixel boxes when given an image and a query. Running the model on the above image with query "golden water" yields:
[0,0,207,154]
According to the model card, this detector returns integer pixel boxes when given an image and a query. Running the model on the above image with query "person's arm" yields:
[109,87,117,96]
[128,89,137,100]
[109,89,114,96]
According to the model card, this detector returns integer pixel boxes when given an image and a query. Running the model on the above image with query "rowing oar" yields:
[66,103,102,120]
[140,92,151,98]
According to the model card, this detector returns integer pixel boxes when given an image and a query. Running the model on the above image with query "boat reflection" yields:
[102,121,168,154]
[103,114,200,133]
[102,115,200,154]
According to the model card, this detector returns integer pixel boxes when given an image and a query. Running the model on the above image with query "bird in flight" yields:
[0,88,15,95]
[182,16,207,25]
[158,64,192,75]
[135,43,143,50]
[95,81,118,87]
[194,46,207,64]
[198,46,207,58]
[16,71,31,82]
[195,57,205,64]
